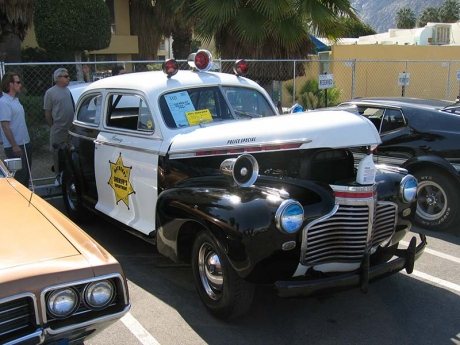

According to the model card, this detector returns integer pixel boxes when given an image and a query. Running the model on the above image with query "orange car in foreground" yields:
[0,159,130,345]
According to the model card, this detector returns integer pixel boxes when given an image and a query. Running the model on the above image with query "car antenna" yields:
[23,143,35,205]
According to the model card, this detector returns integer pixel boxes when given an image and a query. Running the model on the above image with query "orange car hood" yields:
[0,180,80,270]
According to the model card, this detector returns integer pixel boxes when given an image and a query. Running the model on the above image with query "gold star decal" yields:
[108,153,135,209]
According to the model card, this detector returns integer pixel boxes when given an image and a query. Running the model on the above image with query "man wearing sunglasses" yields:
[0,72,32,187]
[44,68,74,185]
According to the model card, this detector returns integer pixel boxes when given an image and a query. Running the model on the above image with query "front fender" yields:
[156,176,335,278]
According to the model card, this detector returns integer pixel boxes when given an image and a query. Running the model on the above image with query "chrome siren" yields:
[220,154,259,187]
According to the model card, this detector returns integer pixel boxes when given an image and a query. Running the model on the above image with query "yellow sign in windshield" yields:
[186,109,213,126]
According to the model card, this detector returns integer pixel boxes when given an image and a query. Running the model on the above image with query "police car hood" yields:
[167,110,381,157]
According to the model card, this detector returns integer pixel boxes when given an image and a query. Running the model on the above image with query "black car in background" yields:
[340,98,460,232]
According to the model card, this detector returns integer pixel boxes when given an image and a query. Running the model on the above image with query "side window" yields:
[357,106,384,131]
[76,94,102,126]
[106,93,154,132]
[381,109,406,133]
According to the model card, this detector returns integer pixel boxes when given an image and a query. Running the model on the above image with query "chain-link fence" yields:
[1,58,459,185]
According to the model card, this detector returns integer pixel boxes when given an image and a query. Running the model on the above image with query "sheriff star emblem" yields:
[108,153,135,208]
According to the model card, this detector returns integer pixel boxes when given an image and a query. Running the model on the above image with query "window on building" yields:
[105,0,116,34]
[434,25,451,45]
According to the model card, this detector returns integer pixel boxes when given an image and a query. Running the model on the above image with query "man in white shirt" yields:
[0,72,31,187]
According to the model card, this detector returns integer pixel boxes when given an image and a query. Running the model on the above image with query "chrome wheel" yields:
[197,243,223,300]
[416,180,447,221]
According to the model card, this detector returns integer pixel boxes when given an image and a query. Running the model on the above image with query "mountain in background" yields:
[351,0,445,33]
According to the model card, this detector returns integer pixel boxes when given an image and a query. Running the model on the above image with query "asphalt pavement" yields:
[47,197,460,345]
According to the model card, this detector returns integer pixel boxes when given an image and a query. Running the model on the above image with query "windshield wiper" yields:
[233,110,262,119]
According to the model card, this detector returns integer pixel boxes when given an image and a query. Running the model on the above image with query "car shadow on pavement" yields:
[48,198,459,345]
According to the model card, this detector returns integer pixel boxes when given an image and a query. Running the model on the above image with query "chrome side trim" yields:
[3,329,44,345]
[40,273,129,323]
[169,138,313,157]
[44,305,130,336]
[0,292,40,325]
[93,139,161,155]
[69,131,95,142]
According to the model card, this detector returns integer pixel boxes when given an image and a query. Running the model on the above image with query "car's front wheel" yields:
[414,168,460,231]
[191,231,254,319]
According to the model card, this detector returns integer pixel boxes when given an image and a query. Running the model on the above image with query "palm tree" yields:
[130,0,194,60]
[0,0,35,62]
[191,0,357,59]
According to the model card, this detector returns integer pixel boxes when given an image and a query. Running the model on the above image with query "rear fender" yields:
[403,155,460,183]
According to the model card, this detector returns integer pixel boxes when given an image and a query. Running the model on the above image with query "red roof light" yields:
[233,59,249,76]
[162,59,179,78]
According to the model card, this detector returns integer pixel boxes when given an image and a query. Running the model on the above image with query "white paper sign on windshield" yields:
[164,91,196,127]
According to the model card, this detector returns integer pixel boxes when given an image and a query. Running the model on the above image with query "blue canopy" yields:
[309,35,330,52]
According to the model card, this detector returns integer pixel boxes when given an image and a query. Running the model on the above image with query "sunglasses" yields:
[13,80,22,84]
[60,75,70,78]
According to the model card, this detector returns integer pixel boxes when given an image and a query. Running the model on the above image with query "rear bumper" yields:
[275,234,426,298]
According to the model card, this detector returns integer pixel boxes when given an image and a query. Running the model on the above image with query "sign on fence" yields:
[398,72,410,86]
[456,70,460,81]
[319,73,334,89]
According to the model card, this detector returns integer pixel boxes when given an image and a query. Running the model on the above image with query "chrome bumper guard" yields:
[275,234,427,298]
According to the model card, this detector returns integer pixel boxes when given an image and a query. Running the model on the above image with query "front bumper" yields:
[275,234,426,298]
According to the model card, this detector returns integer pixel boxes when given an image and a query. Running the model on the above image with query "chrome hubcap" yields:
[67,180,78,210]
[416,180,447,221]
[198,243,223,300]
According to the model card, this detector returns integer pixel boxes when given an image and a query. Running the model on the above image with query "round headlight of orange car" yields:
[47,288,79,318]
[84,280,114,309]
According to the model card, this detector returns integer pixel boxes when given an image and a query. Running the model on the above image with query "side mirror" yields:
[4,158,22,175]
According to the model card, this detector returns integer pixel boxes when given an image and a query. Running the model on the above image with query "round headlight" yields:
[47,288,79,318]
[275,200,304,234]
[84,280,114,309]
[400,174,417,203]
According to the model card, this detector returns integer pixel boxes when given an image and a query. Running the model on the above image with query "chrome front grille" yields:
[301,188,398,266]
[302,204,370,265]
[0,295,37,343]
[371,202,397,247]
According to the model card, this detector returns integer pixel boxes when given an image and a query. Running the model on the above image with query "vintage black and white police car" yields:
[63,50,426,319]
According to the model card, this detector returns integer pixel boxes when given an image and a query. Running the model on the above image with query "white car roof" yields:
[84,70,262,96]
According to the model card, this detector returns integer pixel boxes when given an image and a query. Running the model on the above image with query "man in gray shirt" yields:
[44,68,74,181]
[0,72,31,187]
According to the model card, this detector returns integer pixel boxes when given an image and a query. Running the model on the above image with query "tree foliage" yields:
[439,0,459,22]
[396,7,416,29]
[191,0,358,59]
[338,17,376,37]
[0,0,35,62]
[34,0,111,54]
[418,7,440,27]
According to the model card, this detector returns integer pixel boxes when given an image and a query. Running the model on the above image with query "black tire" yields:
[191,231,255,319]
[413,168,460,231]
[62,167,88,222]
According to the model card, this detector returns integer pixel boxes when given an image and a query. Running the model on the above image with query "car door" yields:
[72,92,103,203]
[94,92,161,236]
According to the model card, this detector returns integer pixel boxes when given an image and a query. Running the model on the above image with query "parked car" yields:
[62,50,425,319]
[339,98,460,232]
[0,158,130,344]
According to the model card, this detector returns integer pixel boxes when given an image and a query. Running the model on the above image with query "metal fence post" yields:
[292,60,296,105]
[351,59,356,99]
[446,61,451,100]
[0,61,4,79]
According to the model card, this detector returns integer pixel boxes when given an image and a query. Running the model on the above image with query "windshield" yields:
[159,86,276,128]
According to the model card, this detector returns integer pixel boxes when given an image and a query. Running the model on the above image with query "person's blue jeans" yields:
[4,142,32,188]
